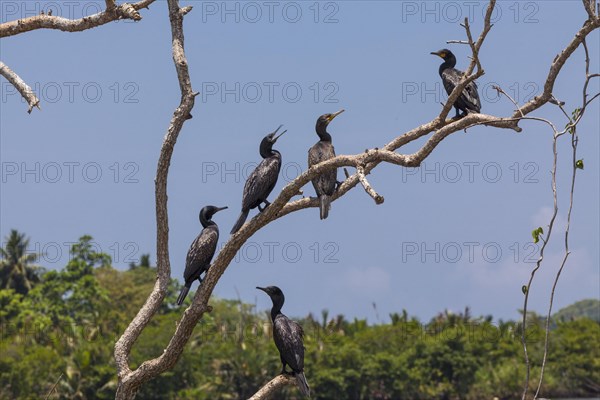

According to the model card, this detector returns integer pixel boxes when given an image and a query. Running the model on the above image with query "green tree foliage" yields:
[0,229,43,295]
[552,298,600,323]
[0,234,598,399]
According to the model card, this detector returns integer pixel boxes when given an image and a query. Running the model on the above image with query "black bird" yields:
[431,49,481,118]
[257,286,310,398]
[177,205,227,305]
[230,125,286,234]
[308,109,344,220]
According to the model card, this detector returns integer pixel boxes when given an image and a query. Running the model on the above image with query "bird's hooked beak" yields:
[272,125,287,141]
[328,109,345,122]
[215,206,228,213]
[256,286,267,293]
[430,50,444,59]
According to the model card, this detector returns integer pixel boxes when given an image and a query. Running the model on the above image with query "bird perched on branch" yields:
[308,109,344,220]
[230,125,286,234]
[177,205,227,305]
[257,286,310,398]
[431,49,481,118]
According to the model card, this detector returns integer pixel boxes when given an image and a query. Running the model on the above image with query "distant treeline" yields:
[1,234,598,399]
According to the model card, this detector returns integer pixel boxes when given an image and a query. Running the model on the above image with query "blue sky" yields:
[1,1,598,323]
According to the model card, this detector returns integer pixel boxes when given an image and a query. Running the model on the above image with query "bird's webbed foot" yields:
[335,180,343,191]
[258,200,271,212]
[451,107,465,120]
[280,364,291,375]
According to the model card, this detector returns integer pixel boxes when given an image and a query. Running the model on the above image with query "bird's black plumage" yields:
[257,286,310,398]
[308,109,344,220]
[230,126,286,234]
[431,49,481,118]
[177,205,227,306]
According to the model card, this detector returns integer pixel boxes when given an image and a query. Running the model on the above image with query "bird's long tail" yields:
[230,209,249,234]
[319,195,331,220]
[176,284,190,306]
[295,371,311,398]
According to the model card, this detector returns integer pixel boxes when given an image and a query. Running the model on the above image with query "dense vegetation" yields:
[1,233,599,399]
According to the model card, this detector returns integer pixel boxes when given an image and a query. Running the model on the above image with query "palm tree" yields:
[0,230,42,295]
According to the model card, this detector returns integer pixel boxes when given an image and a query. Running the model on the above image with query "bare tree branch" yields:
[2,0,596,394]
[248,375,296,400]
[0,61,40,113]
[0,0,155,38]
[357,165,384,204]
[113,0,196,398]
[109,1,599,398]
[582,0,596,19]
[514,15,600,119]
[0,0,156,112]
[437,0,495,121]
[461,18,482,73]
[105,0,117,11]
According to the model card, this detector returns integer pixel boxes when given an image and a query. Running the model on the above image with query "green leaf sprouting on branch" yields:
[531,227,544,244]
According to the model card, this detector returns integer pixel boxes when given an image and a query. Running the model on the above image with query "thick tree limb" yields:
[0,0,155,37]
[0,61,40,113]
[248,375,296,400]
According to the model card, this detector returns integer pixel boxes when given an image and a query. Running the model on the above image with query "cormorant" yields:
[308,109,344,220]
[230,125,286,234]
[431,49,481,118]
[257,286,310,398]
[176,205,227,305]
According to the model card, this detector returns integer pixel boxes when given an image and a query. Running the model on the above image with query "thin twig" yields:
[44,373,63,400]
[533,114,578,400]
[493,85,523,117]
[534,35,594,400]
[520,119,561,400]
[461,17,482,73]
